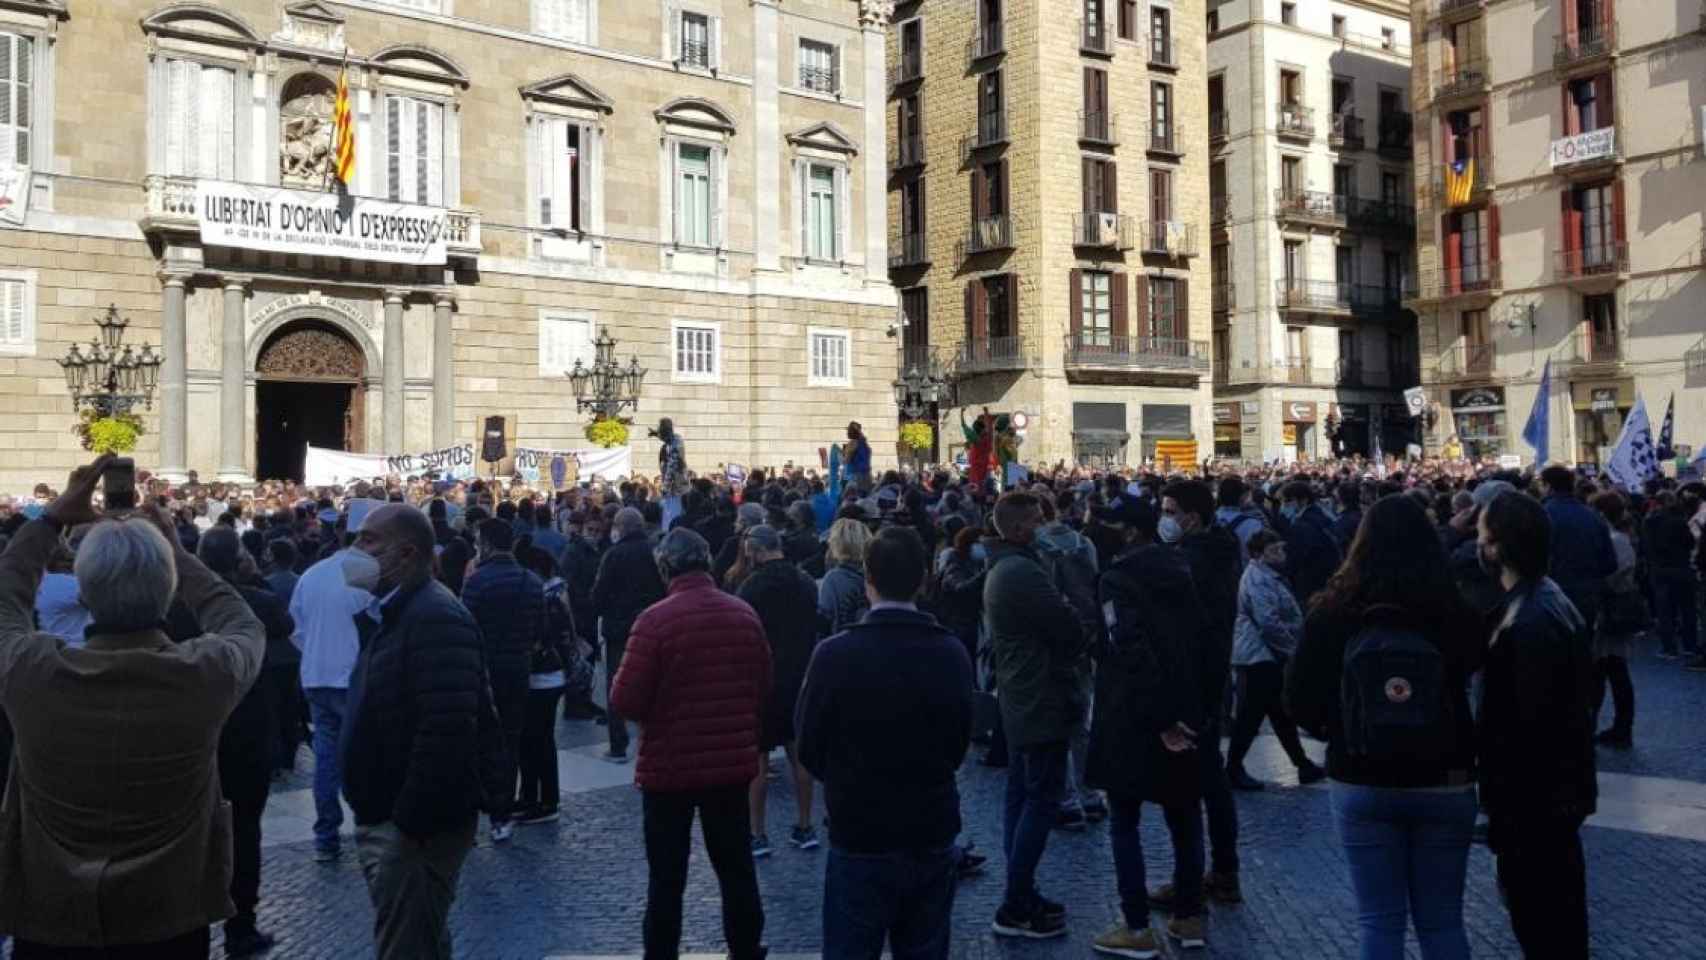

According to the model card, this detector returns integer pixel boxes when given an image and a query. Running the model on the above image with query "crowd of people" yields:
[2,428,1703,960]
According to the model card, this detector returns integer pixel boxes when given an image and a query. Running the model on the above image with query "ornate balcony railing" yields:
[1555,242,1629,281]
[968,22,1004,63]
[1275,279,1355,315]
[1277,104,1315,140]
[1138,219,1198,257]
[890,233,929,268]
[890,133,925,170]
[1554,22,1616,70]
[1438,342,1495,380]
[1560,330,1625,370]
[888,51,923,88]
[1434,60,1489,102]
[965,214,1013,254]
[1149,123,1184,155]
[1063,334,1211,373]
[1080,17,1110,54]
[957,335,1029,373]
[1148,35,1177,68]
[1073,211,1135,249]
[1274,188,1348,228]
[1421,262,1502,299]
[1080,111,1118,145]
[964,111,1009,154]
[1329,112,1365,150]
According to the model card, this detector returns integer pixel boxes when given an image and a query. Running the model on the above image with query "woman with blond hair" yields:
[817,517,872,635]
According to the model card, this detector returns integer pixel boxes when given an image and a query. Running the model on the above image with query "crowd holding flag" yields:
[1522,358,1552,466]
[1605,393,1660,493]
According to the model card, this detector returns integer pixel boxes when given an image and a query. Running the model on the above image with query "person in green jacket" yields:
[984,491,1095,940]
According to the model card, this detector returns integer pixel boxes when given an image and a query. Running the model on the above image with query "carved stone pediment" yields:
[786,121,859,156]
[274,2,347,53]
[520,73,616,114]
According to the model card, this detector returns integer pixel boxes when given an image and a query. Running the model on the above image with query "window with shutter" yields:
[672,320,721,382]
[387,95,444,205]
[0,272,32,353]
[800,40,837,93]
[535,0,589,42]
[677,143,713,247]
[1083,271,1112,345]
[538,313,594,377]
[806,163,839,260]
[0,32,32,168]
[163,60,236,179]
[808,329,852,386]
[680,12,712,68]
[538,119,583,230]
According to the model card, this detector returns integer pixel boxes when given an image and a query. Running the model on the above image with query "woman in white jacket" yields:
[1226,529,1326,790]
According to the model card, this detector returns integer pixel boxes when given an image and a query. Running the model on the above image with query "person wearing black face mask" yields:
[340,504,500,960]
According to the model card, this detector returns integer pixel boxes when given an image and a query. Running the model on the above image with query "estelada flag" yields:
[1445,157,1474,207]
[332,66,356,187]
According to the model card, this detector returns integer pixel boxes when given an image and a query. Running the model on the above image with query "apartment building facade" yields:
[1411,0,1706,465]
[888,0,1212,468]
[0,0,898,490]
[1207,0,1419,464]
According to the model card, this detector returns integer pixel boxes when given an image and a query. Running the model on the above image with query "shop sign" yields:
[1591,388,1618,413]
[1450,387,1504,412]
[1285,400,1317,423]
[196,179,449,266]
[1213,402,1240,424]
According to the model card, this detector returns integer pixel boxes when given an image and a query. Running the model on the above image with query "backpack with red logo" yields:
[1340,605,1453,765]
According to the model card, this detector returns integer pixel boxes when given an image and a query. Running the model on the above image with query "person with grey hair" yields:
[0,456,266,958]
[611,527,771,960]
[590,505,667,762]
[196,526,296,957]
[714,502,768,589]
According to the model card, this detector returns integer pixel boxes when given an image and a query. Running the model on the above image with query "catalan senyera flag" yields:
[332,66,356,188]
[1444,157,1474,207]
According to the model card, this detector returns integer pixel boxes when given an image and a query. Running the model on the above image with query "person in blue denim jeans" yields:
[795,526,974,960]
[288,530,372,861]
[1286,497,1484,960]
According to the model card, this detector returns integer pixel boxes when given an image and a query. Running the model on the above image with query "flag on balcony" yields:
[1444,157,1474,207]
[1521,358,1551,465]
[331,64,356,189]
[1605,393,1659,494]
[1656,393,1676,461]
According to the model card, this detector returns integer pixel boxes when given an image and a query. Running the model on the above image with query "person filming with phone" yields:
[0,454,267,959]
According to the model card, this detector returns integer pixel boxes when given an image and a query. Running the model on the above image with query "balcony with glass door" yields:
[1148,122,1185,158]
[957,335,1029,374]
[889,49,923,89]
[1062,335,1210,374]
[1437,342,1495,381]
[1431,152,1491,206]
[1420,261,1502,302]
[967,21,1004,63]
[963,111,1009,158]
[1378,111,1412,156]
[1148,33,1177,68]
[1555,241,1628,286]
[1079,111,1118,146]
[1138,220,1198,257]
[965,214,1013,255]
[889,133,925,171]
[1433,60,1490,106]
[1073,211,1134,250]
[1209,110,1227,144]
[1558,328,1625,374]
[889,232,929,269]
[1080,16,1111,55]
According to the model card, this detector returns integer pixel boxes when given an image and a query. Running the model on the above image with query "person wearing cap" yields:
[736,524,823,856]
[609,528,771,960]
[1085,494,1218,955]
[288,499,381,862]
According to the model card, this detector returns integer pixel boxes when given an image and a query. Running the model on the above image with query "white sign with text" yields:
[195,180,448,265]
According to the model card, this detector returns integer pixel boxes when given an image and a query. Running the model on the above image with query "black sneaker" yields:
[992,903,1067,939]
[223,921,276,958]
[1037,894,1067,922]
[1227,768,1265,791]
[1204,871,1243,905]
[1055,807,1088,831]
[1296,761,1328,785]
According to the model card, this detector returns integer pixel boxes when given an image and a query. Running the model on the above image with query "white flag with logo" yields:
[1604,394,1658,494]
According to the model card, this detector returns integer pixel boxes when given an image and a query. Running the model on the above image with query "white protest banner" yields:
[513,446,634,484]
[1403,386,1427,418]
[196,180,448,266]
[0,165,30,226]
[302,443,477,486]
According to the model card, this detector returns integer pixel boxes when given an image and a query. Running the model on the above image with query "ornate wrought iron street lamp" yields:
[58,305,163,416]
[892,352,951,420]
[567,332,646,420]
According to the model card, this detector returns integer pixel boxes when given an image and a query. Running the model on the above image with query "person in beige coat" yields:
[0,455,266,959]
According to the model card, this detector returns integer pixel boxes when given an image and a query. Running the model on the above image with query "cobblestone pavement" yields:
[131,649,1706,958]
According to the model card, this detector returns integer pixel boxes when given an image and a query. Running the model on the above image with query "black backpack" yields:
[1340,606,1453,764]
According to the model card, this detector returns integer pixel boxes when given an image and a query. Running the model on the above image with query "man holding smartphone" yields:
[0,455,267,958]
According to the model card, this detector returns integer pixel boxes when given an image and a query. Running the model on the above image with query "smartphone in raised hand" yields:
[102,457,137,513]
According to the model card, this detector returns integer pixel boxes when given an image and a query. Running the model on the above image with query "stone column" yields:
[158,273,190,482]
[861,11,889,278]
[216,279,250,481]
[432,294,455,447]
[383,288,406,454]
[753,0,781,271]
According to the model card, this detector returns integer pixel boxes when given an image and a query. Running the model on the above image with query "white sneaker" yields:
[491,820,514,843]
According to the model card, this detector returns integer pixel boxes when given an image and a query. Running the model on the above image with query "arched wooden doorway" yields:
[254,320,366,481]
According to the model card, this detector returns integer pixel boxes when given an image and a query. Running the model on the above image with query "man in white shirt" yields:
[288,501,379,862]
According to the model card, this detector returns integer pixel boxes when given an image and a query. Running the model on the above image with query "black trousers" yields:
[605,634,631,755]
[490,662,530,821]
[1494,818,1589,959]
[1225,661,1310,772]
[518,686,564,809]
[13,927,210,959]
[271,665,305,771]
[1593,656,1634,736]
[642,785,766,960]
[217,684,278,922]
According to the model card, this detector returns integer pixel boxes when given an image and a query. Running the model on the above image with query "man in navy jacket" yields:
[796,526,974,960]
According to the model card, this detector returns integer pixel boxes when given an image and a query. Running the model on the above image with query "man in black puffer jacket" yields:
[1278,482,1343,608]
[461,519,546,838]
[591,507,668,761]
[342,504,498,960]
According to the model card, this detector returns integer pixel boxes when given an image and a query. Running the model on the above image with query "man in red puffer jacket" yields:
[611,527,772,960]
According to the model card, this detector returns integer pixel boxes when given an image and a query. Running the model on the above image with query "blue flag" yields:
[1521,358,1551,466]
[1656,393,1676,461]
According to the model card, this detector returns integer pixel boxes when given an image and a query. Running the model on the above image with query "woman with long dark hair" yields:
[1285,496,1483,960]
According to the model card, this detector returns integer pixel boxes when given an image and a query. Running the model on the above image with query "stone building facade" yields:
[1409,0,1706,466]
[0,0,899,490]
[1207,0,1419,464]
[888,0,1212,468]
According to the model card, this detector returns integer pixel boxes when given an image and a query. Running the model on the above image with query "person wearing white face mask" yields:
[287,499,382,862]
